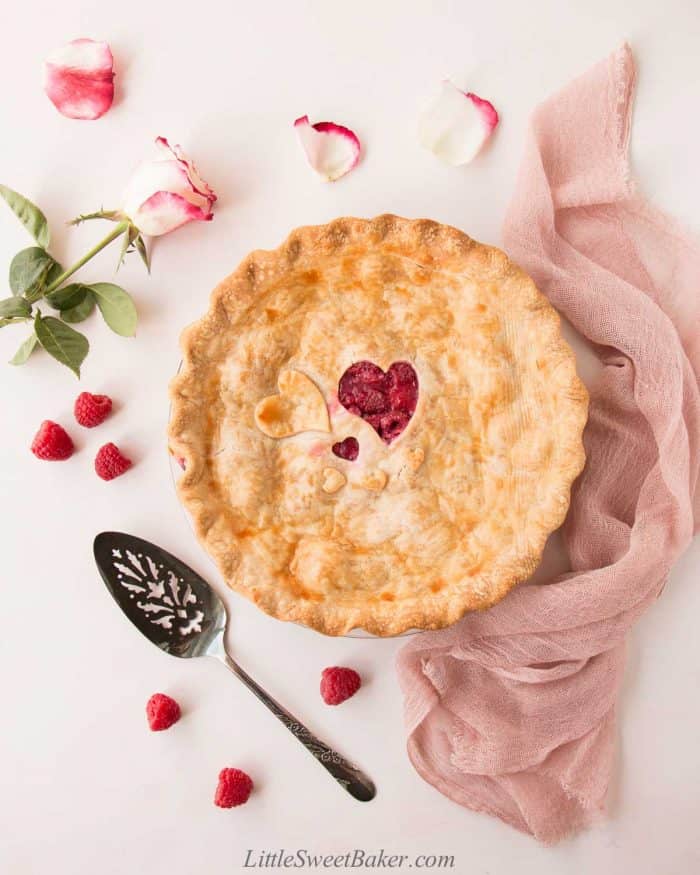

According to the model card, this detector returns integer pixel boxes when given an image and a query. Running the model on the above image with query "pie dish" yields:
[168,215,588,636]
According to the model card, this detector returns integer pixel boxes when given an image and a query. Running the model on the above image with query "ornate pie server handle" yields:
[218,652,376,802]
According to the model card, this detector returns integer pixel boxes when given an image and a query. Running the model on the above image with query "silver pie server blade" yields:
[93,531,376,802]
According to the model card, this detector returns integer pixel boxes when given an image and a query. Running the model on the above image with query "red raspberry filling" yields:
[332,436,359,461]
[338,361,418,443]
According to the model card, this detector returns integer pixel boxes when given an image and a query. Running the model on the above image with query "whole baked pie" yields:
[169,215,588,636]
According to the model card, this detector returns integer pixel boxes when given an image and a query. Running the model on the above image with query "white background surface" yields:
[1,2,699,873]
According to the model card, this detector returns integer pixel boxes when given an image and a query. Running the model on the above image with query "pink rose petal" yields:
[155,136,218,203]
[418,81,499,166]
[44,38,115,121]
[129,191,213,237]
[294,115,361,182]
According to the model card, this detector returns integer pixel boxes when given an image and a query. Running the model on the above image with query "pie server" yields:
[93,531,376,802]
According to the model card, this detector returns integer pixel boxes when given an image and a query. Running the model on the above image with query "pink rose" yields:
[121,137,217,237]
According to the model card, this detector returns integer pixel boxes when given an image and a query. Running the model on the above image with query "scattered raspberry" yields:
[338,360,418,443]
[30,420,74,461]
[146,693,181,731]
[95,442,132,480]
[332,436,359,461]
[74,391,113,427]
[214,768,254,808]
[320,666,361,705]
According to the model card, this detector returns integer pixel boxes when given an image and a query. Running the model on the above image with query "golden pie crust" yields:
[168,215,588,636]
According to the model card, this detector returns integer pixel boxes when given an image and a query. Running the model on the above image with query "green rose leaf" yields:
[61,290,96,323]
[9,332,38,365]
[0,185,50,248]
[26,257,64,304]
[45,283,89,311]
[9,247,57,297]
[34,314,89,377]
[0,296,32,319]
[89,282,137,337]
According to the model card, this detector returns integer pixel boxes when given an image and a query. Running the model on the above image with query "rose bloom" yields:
[121,137,217,236]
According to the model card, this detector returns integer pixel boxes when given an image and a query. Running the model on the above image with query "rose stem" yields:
[43,220,130,294]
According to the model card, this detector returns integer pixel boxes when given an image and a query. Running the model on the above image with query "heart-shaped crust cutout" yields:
[338,360,418,443]
[255,369,330,438]
[321,467,346,494]
[332,436,359,461]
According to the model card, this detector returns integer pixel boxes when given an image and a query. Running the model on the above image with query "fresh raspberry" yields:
[146,693,181,731]
[320,666,362,705]
[214,768,254,808]
[30,420,74,461]
[95,442,132,480]
[74,391,113,427]
[332,436,359,461]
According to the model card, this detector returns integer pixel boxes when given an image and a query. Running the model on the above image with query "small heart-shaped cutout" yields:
[332,436,359,461]
[338,361,418,443]
[321,467,346,494]
[255,369,330,438]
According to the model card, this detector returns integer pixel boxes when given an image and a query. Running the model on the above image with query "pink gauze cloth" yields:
[396,43,700,844]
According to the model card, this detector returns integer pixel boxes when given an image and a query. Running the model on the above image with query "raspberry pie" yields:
[169,216,588,635]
